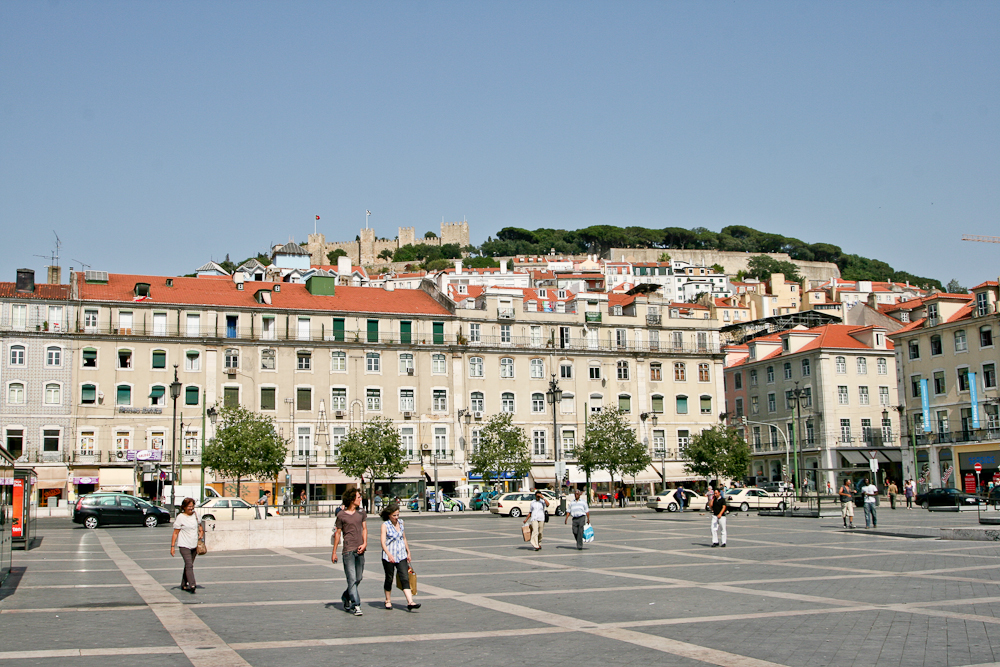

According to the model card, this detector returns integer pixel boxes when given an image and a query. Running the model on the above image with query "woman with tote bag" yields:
[379,503,420,611]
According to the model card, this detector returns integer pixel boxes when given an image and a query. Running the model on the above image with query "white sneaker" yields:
[353,607,363,616]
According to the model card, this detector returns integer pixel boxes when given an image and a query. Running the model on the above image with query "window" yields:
[618,394,631,413]
[767,392,776,412]
[837,385,848,405]
[590,363,601,380]
[733,371,742,388]
[11,304,25,329]
[560,363,572,379]
[616,329,627,348]
[981,326,994,348]
[908,340,919,360]
[400,427,415,458]
[399,389,415,412]
[857,357,867,375]
[185,386,199,406]
[298,317,312,341]
[840,419,851,443]
[500,325,511,344]
[297,387,312,411]
[672,331,684,349]
[432,354,446,374]
[149,385,165,406]
[930,335,942,356]
[331,350,346,372]
[186,350,202,372]
[749,370,758,387]
[751,395,759,414]
[433,322,444,345]
[260,349,275,371]
[560,392,575,415]
[677,430,690,451]
[766,366,774,383]
[469,323,481,343]
[260,387,276,411]
[186,313,200,337]
[79,430,95,454]
[398,320,410,344]
[152,312,166,336]
[651,394,664,413]
[432,389,447,412]
[396,353,414,374]
[859,386,870,405]
[263,317,276,340]
[501,392,515,413]
[8,345,25,366]
[43,428,60,452]
[46,346,61,367]
[674,362,686,381]
[116,384,132,406]
[469,357,484,378]
[7,382,24,404]
[224,348,238,369]
[82,348,97,368]
[590,393,603,414]
[527,358,544,379]
[331,388,347,411]
[470,392,484,412]
[802,387,812,407]
[835,357,847,374]
[911,375,922,398]
[879,386,890,406]
[649,363,662,382]
[784,390,794,410]
[783,362,792,380]
[955,330,968,352]
[933,371,946,395]
[612,305,623,316]
[985,363,997,389]
[801,359,811,376]
[877,357,887,375]
[434,427,448,457]
[297,351,311,371]
[700,395,711,414]
[958,368,970,392]
[367,319,379,343]
[297,426,312,456]
[617,361,629,380]
[81,383,97,404]
[500,358,514,378]
[676,395,688,414]
[118,349,133,369]
[698,363,710,382]
[151,350,166,369]
[223,386,239,408]
[366,388,382,411]
[366,352,380,373]
[530,326,542,347]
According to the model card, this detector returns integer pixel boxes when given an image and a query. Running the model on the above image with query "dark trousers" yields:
[889,494,896,509]
[382,558,409,592]
[571,515,587,548]
[341,550,365,609]
[179,547,197,589]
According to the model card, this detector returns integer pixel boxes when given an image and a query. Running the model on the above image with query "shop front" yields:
[34,466,68,506]
[955,443,1000,495]
[0,448,15,582]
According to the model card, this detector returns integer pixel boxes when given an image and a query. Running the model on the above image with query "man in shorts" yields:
[838,479,856,529]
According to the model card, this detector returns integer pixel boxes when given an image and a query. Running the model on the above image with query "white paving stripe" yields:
[97,531,252,667]
[0,646,182,660]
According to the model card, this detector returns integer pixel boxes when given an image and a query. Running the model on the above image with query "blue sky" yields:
[1,2,997,286]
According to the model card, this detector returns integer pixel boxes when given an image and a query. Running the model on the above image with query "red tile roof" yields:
[973,280,999,289]
[76,273,451,316]
[0,283,71,300]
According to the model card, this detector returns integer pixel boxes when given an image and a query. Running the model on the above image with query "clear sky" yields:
[1,2,997,287]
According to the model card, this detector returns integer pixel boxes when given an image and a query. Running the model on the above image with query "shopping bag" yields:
[409,567,417,596]
[582,522,594,543]
[521,523,532,542]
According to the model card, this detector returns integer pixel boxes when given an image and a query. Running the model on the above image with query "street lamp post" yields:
[286,397,304,514]
[790,382,804,496]
[168,366,182,517]
[546,375,564,506]
[204,405,218,505]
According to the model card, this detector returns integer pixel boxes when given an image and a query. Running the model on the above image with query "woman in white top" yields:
[170,497,204,594]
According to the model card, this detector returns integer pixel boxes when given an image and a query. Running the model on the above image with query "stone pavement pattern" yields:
[4,510,1000,666]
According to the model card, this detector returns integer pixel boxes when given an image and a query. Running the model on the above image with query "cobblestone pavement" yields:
[4,508,1000,666]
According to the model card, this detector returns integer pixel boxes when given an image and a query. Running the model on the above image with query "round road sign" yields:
[975,463,982,473]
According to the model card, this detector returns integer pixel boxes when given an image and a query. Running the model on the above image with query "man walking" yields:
[565,488,590,550]
[435,488,444,513]
[861,478,878,529]
[710,489,728,547]
[523,490,549,551]
[839,479,855,528]
[332,488,367,616]
[887,479,898,510]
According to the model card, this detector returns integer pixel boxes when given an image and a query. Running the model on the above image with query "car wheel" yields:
[667,502,678,512]
[921,501,929,510]
[555,507,566,516]
[740,502,750,512]
[510,507,522,518]
[202,514,215,521]
[451,505,459,512]
[144,515,159,528]
[776,501,785,511]
[654,508,664,512]
[83,515,99,529]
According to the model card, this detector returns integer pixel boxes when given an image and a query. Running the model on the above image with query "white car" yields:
[647,489,710,513]
[489,492,558,518]
[724,488,788,512]
[197,497,268,521]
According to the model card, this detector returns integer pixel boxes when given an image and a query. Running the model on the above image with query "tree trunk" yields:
[237,476,242,500]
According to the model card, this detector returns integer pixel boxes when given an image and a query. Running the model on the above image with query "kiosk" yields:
[12,467,34,549]
[0,447,14,583]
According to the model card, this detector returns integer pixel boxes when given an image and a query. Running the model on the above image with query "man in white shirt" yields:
[861,478,878,529]
[564,488,591,550]
[523,490,549,551]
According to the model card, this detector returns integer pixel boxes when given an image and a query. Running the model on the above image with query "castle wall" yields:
[306,222,471,268]
[609,248,840,284]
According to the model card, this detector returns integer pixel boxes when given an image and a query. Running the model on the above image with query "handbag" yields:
[196,539,207,555]
[521,523,531,541]
[582,522,594,543]
[395,562,417,595]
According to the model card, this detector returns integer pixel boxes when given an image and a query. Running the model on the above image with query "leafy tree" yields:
[465,255,500,268]
[327,248,348,264]
[377,249,394,260]
[580,409,651,491]
[658,252,672,263]
[424,231,438,239]
[218,254,235,274]
[746,255,802,283]
[682,425,751,486]
[946,279,968,294]
[467,414,531,489]
[710,263,725,274]
[424,258,452,271]
[336,416,406,506]
[202,405,288,499]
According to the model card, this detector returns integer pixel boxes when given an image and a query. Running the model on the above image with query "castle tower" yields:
[440,221,470,247]
[398,227,416,248]
[359,228,376,267]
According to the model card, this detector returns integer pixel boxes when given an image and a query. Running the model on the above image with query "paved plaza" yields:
[4,507,1000,666]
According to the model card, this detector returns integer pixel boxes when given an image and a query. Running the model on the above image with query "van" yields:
[163,485,221,506]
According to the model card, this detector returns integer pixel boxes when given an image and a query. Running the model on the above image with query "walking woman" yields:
[170,498,203,594]
[379,503,420,611]
[904,479,915,509]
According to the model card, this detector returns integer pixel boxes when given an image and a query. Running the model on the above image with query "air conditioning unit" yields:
[407,368,414,376]
[420,444,432,452]
[334,411,345,419]
[225,368,236,376]
[474,411,483,419]
[115,450,126,461]
[403,411,412,419]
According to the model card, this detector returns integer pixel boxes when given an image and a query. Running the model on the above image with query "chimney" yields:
[47,266,61,284]
[337,255,351,277]
[383,280,395,292]
[15,268,35,293]
[455,260,463,275]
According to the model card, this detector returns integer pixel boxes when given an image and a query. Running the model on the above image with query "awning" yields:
[373,463,426,482]
[567,465,612,484]
[424,466,465,483]
[34,466,68,490]
[99,467,136,491]
[530,466,557,486]
[652,462,701,483]
[291,468,356,485]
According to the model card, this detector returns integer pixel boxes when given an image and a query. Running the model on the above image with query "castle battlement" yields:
[304,220,471,267]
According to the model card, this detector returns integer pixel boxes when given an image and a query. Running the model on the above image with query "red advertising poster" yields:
[11,478,23,538]
[965,473,977,494]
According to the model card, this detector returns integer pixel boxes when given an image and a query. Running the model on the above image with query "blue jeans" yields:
[341,550,365,609]
[864,502,877,528]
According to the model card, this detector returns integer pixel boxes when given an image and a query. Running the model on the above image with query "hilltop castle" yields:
[306,221,470,267]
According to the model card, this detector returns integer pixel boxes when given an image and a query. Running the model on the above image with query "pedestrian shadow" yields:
[324,602,350,611]
[0,567,25,602]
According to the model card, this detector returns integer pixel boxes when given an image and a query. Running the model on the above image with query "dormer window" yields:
[457,284,467,294]
[538,289,547,298]
[134,283,150,298]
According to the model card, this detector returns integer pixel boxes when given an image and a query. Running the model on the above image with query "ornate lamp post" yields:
[168,366,182,517]
[545,375,564,504]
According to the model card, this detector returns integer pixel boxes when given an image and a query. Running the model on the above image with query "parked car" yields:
[759,482,794,494]
[915,487,984,509]
[163,485,221,507]
[73,492,171,529]
[407,492,465,512]
[198,497,269,520]
[471,491,499,511]
[535,489,567,515]
[489,492,558,517]
[723,488,788,512]
[646,489,710,513]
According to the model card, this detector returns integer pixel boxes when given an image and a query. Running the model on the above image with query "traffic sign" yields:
[975,463,982,473]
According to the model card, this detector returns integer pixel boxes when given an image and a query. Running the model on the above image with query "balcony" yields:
[646,314,662,326]
[72,450,102,463]
[288,453,319,465]
[914,428,1000,446]
[497,308,515,320]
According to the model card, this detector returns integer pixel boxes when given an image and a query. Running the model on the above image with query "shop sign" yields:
[117,407,163,414]
[126,449,163,462]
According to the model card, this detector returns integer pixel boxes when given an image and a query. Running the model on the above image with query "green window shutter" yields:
[433,322,444,345]
[676,396,688,414]
[223,387,239,408]
[260,387,276,411]
[400,321,412,344]
[149,386,165,400]
[81,384,96,403]
[185,386,199,406]
[618,395,631,412]
[117,385,131,405]
[83,349,97,362]
[367,319,379,343]
[152,350,166,368]
[700,396,712,414]
[333,318,345,342]
[651,396,664,413]
[297,388,312,411]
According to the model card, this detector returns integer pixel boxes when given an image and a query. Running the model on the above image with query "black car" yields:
[914,487,984,509]
[73,493,171,529]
